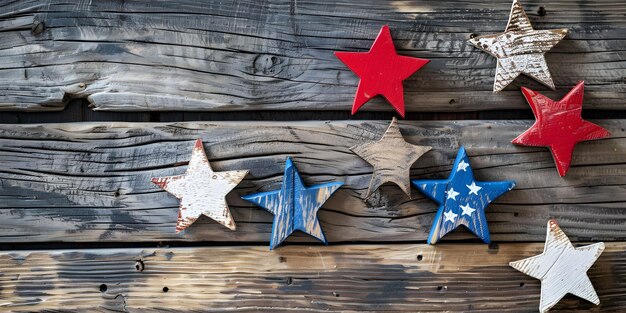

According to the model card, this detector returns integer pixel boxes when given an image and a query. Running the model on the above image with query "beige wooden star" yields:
[152,139,248,232]
[510,220,604,312]
[468,0,567,92]
[351,117,431,198]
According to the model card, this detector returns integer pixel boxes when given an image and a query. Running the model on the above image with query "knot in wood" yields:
[31,21,45,35]
[253,54,284,77]
[135,260,144,272]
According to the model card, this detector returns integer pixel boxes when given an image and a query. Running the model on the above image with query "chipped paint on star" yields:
[152,139,248,232]
[241,157,343,249]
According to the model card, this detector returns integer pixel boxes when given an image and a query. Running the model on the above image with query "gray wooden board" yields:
[1,243,625,312]
[0,0,624,112]
[0,120,624,243]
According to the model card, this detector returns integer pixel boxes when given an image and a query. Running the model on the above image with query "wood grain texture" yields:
[0,120,624,244]
[0,0,624,112]
[0,243,624,312]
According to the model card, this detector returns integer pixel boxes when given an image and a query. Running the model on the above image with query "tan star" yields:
[468,0,567,92]
[351,117,431,198]
[152,139,248,232]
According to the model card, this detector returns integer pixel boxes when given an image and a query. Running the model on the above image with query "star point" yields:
[467,0,567,92]
[335,25,430,117]
[510,220,604,312]
[512,81,610,176]
[241,157,343,249]
[412,147,515,244]
[351,117,431,198]
[151,139,248,232]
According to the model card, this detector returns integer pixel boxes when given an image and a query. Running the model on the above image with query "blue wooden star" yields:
[412,147,515,244]
[242,157,343,249]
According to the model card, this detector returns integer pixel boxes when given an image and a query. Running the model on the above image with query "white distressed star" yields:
[467,0,567,92]
[466,182,482,195]
[460,204,476,217]
[457,160,469,172]
[152,139,248,232]
[446,188,460,200]
[510,220,604,312]
[443,210,458,223]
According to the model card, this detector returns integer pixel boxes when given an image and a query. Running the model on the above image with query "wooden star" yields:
[351,117,431,198]
[468,0,567,92]
[412,147,515,244]
[334,25,430,117]
[512,81,610,176]
[510,220,604,312]
[151,139,248,232]
[241,157,343,249]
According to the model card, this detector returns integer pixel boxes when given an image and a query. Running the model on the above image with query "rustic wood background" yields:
[0,0,625,312]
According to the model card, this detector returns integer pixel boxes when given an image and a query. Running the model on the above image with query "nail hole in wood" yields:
[278,256,287,263]
[286,277,293,285]
[99,284,107,292]
[332,291,340,297]
[163,286,169,292]
[488,243,499,250]
[538,6,547,16]
[417,255,423,261]
[135,260,144,272]
[437,286,444,291]
[520,282,525,287]
[514,212,519,217]
[114,189,121,197]
[449,99,456,105]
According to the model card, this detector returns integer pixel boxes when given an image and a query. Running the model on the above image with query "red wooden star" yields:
[334,25,429,117]
[512,81,610,176]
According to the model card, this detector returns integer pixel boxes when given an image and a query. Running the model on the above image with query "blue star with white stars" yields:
[242,157,344,249]
[412,147,515,244]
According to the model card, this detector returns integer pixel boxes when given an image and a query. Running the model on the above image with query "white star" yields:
[459,204,475,217]
[466,182,482,195]
[510,220,604,312]
[152,139,248,232]
[443,210,458,223]
[446,188,460,200]
[457,160,469,172]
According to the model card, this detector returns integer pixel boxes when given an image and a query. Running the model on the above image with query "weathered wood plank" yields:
[0,0,624,111]
[0,120,624,243]
[1,243,625,312]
